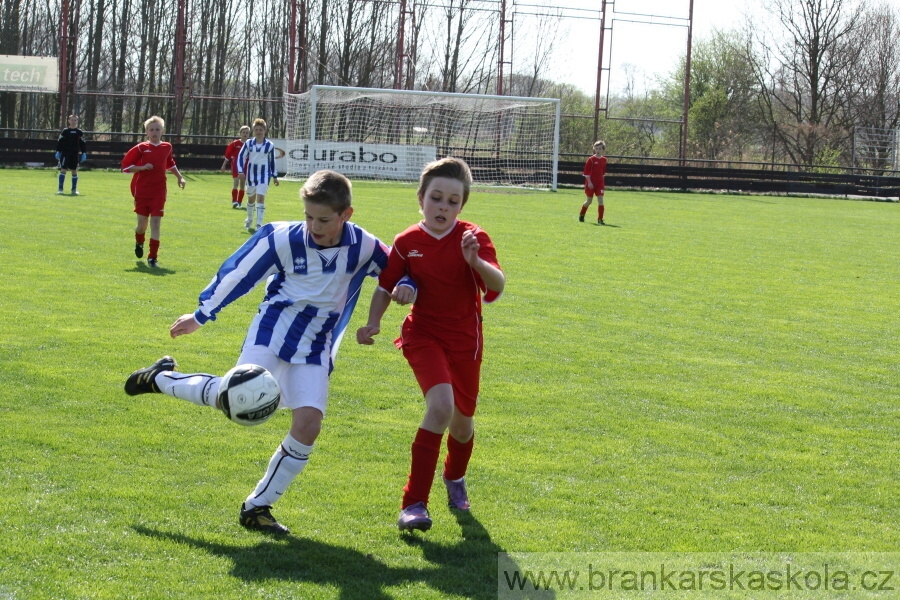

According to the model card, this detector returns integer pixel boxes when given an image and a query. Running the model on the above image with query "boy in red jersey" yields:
[122,116,186,268]
[356,157,506,532]
[580,140,607,224]
[222,125,251,209]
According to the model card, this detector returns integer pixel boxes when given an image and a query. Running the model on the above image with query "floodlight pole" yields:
[593,0,608,142]
[289,0,297,93]
[680,0,695,164]
[58,0,70,123]
[173,0,188,142]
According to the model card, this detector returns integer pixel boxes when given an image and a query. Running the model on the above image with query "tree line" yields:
[0,0,898,170]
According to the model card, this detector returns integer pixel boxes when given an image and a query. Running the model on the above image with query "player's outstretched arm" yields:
[356,288,392,345]
[170,314,201,338]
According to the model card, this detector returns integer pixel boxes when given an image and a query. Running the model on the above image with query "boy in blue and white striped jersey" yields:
[124,170,412,535]
[237,118,279,231]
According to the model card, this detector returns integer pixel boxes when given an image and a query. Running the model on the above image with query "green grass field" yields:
[0,169,897,599]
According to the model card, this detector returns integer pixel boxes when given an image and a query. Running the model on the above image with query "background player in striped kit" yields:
[124,170,411,535]
[55,114,87,195]
[356,157,506,532]
[222,125,251,209]
[121,115,186,268]
[237,118,279,231]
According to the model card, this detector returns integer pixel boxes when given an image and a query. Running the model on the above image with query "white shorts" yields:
[236,345,330,414]
[246,183,269,198]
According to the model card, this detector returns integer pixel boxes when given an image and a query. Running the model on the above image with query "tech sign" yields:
[0,55,58,93]
[275,140,437,180]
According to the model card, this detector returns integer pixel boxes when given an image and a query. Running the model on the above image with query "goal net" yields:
[852,126,900,172]
[284,85,561,189]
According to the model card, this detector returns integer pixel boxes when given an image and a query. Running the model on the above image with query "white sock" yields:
[245,434,312,508]
[246,202,255,223]
[156,371,220,407]
[256,204,265,225]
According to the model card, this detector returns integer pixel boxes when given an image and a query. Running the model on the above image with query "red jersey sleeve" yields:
[473,227,502,303]
[377,233,412,292]
[121,144,143,172]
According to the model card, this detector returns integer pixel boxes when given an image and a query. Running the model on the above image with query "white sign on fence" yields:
[0,55,58,93]
[277,140,436,180]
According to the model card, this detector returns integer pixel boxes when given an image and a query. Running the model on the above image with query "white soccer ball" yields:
[218,364,281,426]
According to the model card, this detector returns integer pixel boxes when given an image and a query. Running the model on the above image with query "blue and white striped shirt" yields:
[237,137,277,186]
[194,221,389,371]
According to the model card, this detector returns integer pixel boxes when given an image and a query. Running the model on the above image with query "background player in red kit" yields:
[222,125,251,209]
[121,115,186,268]
[580,140,608,224]
[356,157,505,532]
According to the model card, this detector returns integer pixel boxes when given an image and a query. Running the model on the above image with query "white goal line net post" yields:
[284,85,561,190]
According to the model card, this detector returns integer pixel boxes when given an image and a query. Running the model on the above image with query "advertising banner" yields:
[0,55,58,93]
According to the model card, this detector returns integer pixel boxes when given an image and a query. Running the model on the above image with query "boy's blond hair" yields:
[301,170,352,213]
[593,140,606,151]
[239,125,251,135]
[417,156,473,205]
[252,118,267,130]
[144,115,165,129]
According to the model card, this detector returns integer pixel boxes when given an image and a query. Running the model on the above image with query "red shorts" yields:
[584,185,604,198]
[134,195,166,217]
[395,318,482,417]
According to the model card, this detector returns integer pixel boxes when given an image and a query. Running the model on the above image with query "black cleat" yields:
[147,258,158,268]
[578,215,585,222]
[135,243,144,258]
[124,356,177,395]
[599,219,605,225]
[240,503,290,535]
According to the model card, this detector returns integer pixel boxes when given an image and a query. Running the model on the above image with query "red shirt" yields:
[224,139,245,177]
[378,220,502,353]
[122,141,176,198]
[583,154,607,191]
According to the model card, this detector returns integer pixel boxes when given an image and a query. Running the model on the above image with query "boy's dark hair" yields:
[301,170,352,212]
[417,156,473,205]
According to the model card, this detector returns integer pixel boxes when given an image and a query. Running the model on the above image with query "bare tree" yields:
[750,0,865,165]
[853,2,900,129]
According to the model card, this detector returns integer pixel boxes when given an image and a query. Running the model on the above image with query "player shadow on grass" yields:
[401,510,556,600]
[132,513,552,600]
[125,261,176,275]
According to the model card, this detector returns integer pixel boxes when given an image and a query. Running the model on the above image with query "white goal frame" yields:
[284,85,561,190]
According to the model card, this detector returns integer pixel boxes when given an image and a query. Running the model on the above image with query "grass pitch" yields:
[0,169,897,599]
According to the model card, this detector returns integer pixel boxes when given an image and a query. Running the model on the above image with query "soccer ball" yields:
[218,364,281,426]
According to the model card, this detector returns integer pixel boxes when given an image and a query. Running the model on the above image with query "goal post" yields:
[283,85,561,190]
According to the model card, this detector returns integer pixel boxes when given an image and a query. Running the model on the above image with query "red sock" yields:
[237,190,245,205]
[401,428,443,509]
[135,233,146,245]
[579,205,588,217]
[148,238,160,260]
[443,433,474,481]
[598,205,605,220]
[231,188,238,202]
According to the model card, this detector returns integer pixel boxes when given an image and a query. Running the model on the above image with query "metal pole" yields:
[395,0,407,89]
[593,0,608,142]
[289,0,297,94]
[497,0,507,95]
[680,0,694,165]
[173,0,187,142]
[58,0,70,124]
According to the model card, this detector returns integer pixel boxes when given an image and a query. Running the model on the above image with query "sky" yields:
[538,0,900,97]
[536,0,751,96]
